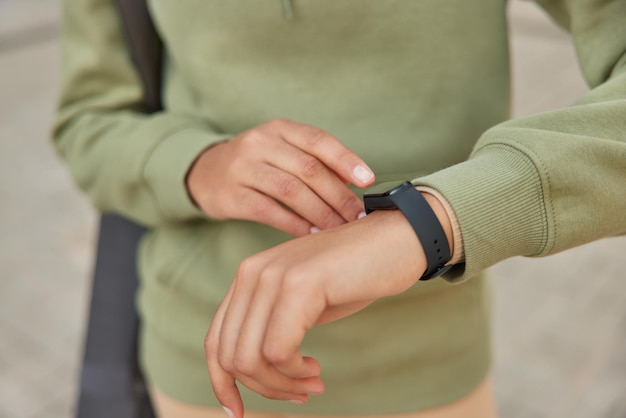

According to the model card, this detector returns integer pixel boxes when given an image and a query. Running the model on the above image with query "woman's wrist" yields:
[416,186,463,265]
[185,139,230,209]
[357,209,428,287]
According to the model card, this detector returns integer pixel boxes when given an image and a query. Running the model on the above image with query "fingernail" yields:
[353,165,374,184]
[223,406,235,418]
[310,226,321,234]
[357,211,366,220]
[289,399,305,405]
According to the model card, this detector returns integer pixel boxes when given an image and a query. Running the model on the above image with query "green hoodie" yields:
[53,0,626,414]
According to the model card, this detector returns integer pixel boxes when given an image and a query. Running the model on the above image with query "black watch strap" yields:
[364,182,452,280]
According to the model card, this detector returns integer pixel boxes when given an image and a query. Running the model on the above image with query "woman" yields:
[53,1,626,417]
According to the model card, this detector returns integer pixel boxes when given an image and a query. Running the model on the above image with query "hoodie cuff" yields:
[413,143,551,283]
[415,186,465,265]
[143,128,231,221]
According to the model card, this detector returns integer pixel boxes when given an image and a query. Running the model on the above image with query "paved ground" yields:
[0,1,625,417]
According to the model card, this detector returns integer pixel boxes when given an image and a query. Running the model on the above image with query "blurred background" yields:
[1,1,625,417]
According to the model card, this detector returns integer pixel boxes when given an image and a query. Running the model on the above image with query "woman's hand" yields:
[186,118,375,236]
[205,210,430,418]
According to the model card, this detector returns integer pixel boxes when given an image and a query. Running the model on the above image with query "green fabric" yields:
[53,0,626,414]
[140,273,492,414]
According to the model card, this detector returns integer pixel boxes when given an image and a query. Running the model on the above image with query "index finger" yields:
[276,119,376,188]
[205,288,245,418]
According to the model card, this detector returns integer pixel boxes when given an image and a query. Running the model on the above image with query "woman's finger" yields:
[232,372,316,404]
[276,119,375,188]
[264,139,365,223]
[242,165,347,231]
[218,268,261,380]
[262,275,327,378]
[235,273,323,387]
[206,287,245,418]
[230,188,313,237]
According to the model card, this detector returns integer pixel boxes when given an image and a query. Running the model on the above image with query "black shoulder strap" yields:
[76,1,162,417]
[115,0,164,112]
[77,216,153,418]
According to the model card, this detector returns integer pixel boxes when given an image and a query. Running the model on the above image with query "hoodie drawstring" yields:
[281,0,294,19]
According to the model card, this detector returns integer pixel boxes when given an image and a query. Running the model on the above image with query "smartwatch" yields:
[363,182,452,280]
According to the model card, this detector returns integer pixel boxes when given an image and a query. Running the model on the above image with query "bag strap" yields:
[114,0,164,112]
[76,1,162,417]
[77,216,152,418]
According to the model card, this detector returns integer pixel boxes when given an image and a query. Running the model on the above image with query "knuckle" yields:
[241,128,265,145]
[299,156,325,179]
[233,353,257,377]
[267,118,289,130]
[249,196,272,221]
[302,127,331,148]
[338,193,361,216]
[218,352,235,373]
[237,256,262,281]
[319,208,341,228]
[275,176,300,199]
[263,341,290,365]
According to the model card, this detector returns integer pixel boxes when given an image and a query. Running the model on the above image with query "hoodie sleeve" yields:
[52,0,230,227]
[413,0,626,282]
